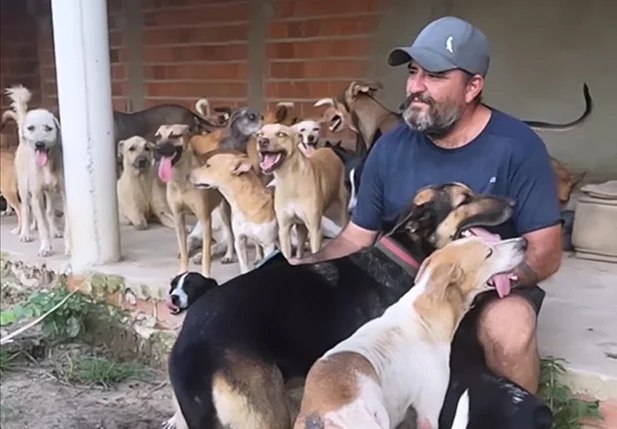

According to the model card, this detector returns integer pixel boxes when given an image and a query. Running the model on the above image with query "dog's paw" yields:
[37,246,52,257]
[134,221,149,230]
[10,227,20,235]
[191,252,202,265]
[161,415,176,429]
[221,254,235,264]
[52,231,63,239]
[19,234,33,243]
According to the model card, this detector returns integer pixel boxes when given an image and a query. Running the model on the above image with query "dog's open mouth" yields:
[157,147,183,183]
[460,227,513,298]
[34,148,50,167]
[258,150,285,174]
[329,115,343,132]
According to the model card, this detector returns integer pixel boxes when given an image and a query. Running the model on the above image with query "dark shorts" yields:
[471,285,546,317]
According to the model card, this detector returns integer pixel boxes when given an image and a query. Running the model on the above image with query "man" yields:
[290,16,563,393]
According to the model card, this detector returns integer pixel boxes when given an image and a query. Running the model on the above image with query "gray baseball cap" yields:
[388,16,490,77]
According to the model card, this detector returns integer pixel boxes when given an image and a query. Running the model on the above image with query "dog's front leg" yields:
[172,205,189,274]
[218,199,235,264]
[17,182,33,242]
[234,234,250,273]
[199,212,213,277]
[295,223,308,259]
[306,215,323,255]
[45,191,62,238]
[278,217,294,260]
[31,192,52,256]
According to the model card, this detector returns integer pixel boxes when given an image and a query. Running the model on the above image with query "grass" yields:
[539,356,604,429]
[0,348,23,377]
[52,354,152,389]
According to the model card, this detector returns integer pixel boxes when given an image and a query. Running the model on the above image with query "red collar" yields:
[378,236,420,269]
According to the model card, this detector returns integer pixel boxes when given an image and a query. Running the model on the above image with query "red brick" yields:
[269,59,368,80]
[272,0,384,19]
[111,64,127,81]
[144,63,247,81]
[146,81,246,99]
[143,44,248,64]
[143,3,249,28]
[267,39,371,60]
[143,24,250,46]
[268,15,380,40]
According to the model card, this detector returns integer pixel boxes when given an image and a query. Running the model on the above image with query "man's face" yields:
[402,60,476,138]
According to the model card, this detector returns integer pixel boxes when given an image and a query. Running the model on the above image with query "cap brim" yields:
[387,46,458,73]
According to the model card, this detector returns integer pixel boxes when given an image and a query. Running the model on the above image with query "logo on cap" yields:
[445,36,454,54]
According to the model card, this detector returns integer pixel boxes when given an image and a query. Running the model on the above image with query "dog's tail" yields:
[4,85,31,127]
[449,388,470,429]
[195,98,211,118]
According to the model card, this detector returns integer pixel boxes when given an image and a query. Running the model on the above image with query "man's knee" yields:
[477,295,538,356]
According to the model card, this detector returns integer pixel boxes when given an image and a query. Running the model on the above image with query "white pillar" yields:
[50,0,121,272]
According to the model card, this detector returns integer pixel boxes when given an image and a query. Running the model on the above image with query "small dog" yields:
[116,135,175,230]
[294,235,527,429]
[190,150,278,273]
[263,101,300,127]
[154,124,225,276]
[8,85,70,257]
[292,119,322,155]
[551,158,586,209]
[194,97,233,126]
[256,123,350,259]
[0,146,21,233]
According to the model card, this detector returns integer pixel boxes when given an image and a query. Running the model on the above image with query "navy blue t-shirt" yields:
[351,109,561,239]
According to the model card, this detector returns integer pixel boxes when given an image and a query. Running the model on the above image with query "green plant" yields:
[54,354,151,389]
[539,356,603,429]
[0,285,95,341]
[0,348,22,377]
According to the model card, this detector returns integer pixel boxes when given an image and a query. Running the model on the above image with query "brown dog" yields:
[154,124,226,276]
[256,123,349,259]
[551,158,585,208]
[116,136,175,230]
[0,145,21,234]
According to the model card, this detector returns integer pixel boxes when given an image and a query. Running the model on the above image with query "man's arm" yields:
[289,141,385,265]
[508,132,563,286]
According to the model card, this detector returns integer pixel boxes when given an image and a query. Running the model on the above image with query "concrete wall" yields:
[0,0,614,179]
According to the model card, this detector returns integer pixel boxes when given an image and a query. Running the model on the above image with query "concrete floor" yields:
[1,214,616,399]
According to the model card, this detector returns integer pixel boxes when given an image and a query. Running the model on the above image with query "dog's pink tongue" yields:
[259,154,280,172]
[158,157,173,183]
[469,227,511,298]
[35,151,48,167]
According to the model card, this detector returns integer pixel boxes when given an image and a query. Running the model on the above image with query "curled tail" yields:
[450,389,469,429]
[4,85,32,127]
[195,98,211,118]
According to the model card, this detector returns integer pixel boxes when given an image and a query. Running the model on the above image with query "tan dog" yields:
[116,135,175,230]
[0,146,21,233]
[256,124,349,259]
[551,158,585,209]
[263,101,300,126]
[189,150,278,274]
[154,124,225,276]
[8,85,70,257]
[294,235,527,429]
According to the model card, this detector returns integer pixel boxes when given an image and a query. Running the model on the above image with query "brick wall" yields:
[0,1,41,147]
[140,0,250,111]
[265,0,386,120]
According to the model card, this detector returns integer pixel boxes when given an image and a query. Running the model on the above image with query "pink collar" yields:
[379,236,420,269]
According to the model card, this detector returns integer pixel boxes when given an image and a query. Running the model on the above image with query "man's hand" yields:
[511,224,563,287]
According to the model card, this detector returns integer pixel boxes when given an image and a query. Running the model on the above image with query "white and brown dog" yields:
[292,119,322,156]
[116,135,175,230]
[7,85,69,257]
[294,235,527,429]
[189,150,278,273]
[256,123,349,260]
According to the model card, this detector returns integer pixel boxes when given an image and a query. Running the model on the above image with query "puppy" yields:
[292,119,322,156]
[294,235,527,429]
[256,124,349,259]
[116,135,175,230]
[8,85,70,256]
[551,157,586,209]
[154,124,225,276]
[190,150,278,274]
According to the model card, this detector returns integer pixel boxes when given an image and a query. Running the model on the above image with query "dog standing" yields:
[292,119,322,156]
[154,124,225,276]
[190,150,278,274]
[116,135,175,230]
[8,85,69,256]
[256,124,349,259]
[294,235,527,429]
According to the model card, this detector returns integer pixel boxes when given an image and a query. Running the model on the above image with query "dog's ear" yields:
[383,202,433,239]
[314,98,336,108]
[117,139,125,154]
[348,80,383,98]
[431,196,516,248]
[275,104,290,123]
[419,262,463,301]
[232,158,253,175]
[570,171,586,189]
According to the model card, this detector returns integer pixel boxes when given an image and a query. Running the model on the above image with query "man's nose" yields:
[406,75,427,96]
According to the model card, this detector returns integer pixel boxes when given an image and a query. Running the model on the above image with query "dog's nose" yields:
[307,135,315,143]
[35,141,46,150]
[258,137,270,148]
[137,158,148,167]
[171,295,179,306]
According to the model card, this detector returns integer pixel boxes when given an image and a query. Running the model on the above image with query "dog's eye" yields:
[485,248,493,259]
[276,132,286,138]
[129,146,136,151]
[300,129,306,132]
[27,125,35,131]
[154,133,161,139]
[44,125,53,132]
[144,146,151,151]
[248,113,257,121]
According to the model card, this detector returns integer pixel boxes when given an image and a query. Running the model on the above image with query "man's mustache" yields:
[399,93,435,111]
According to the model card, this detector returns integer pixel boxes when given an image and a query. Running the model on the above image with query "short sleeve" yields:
[350,141,385,232]
[508,134,561,235]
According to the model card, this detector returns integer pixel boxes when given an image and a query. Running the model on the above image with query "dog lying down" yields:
[164,183,553,429]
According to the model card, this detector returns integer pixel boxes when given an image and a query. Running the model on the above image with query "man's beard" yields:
[402,92,463,139]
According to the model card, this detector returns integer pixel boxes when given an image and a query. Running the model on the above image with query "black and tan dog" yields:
[154,124,227,276]
[163,183,553,429]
